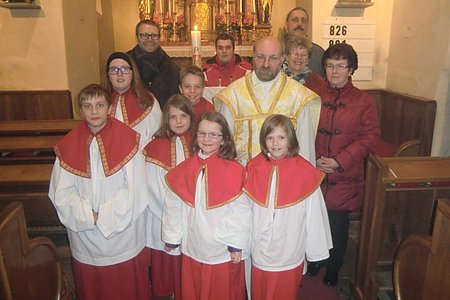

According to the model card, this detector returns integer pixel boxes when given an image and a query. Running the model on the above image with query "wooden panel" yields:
[0,135,62,152]
[380,190,450,261]
[0,90,73,120]
[0,119,80,136]
[0,164,53,187]
[353,155,450,300]
[0,193,60,227]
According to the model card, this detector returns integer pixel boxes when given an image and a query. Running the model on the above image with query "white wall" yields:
[0,1,68,89]
[386,0,450,156]
[311,0,393,89]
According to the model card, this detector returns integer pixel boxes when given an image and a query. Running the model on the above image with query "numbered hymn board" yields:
[321,18,376,81]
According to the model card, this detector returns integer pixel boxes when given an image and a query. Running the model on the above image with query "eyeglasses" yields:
[196,131,223,139]
[254,55,282,64]
[325,64,349,71]
[289,51,308,59]
[108,66,132,75]
[138,33,160,40]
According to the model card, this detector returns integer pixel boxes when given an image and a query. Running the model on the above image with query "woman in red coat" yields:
[312,43,380,286]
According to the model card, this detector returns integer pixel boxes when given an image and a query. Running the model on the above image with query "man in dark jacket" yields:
[202,33,252,87]
[128,20,180,109]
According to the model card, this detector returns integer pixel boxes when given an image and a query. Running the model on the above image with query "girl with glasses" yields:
[162,112,251,300]
[105,52,162,149]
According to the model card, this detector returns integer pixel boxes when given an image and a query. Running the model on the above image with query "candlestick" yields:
[239,0,242,13]
[226,0,230,13]
[159,0,162,14]
[168,0,172,14]
[171,12,178,42]
[252,0,256,13]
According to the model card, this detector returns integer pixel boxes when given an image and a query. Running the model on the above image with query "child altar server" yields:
[105,51,162,148]
[243,114,332,300]
[48,84,149,300]
[142,94,195,299]
[162,112,251,300]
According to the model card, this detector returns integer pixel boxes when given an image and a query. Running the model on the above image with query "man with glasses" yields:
[128,20,180,109]
[284,7,325,78]
[202,33,252,87]
[215,36,321,166]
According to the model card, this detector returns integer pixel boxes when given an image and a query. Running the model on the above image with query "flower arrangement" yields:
[215,14,226,34]
[230,14,240,31]
[163,13,173,25]
[176,14,187,41]
[152,13,162,24]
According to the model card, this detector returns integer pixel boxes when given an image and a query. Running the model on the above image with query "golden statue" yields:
[256,0,273,25]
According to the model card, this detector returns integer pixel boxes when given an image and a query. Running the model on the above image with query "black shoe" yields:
[323,271,338,286]
[306,262,321,277]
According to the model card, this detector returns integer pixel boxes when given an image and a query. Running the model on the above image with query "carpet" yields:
[298,268,340,300]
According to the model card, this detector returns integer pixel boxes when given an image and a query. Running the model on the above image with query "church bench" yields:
[0,90,73,121]
[0,164,65,243]
[0,135,62,164]
[0,119,80,136]
[348,90,436,246]
[366,89,436,156]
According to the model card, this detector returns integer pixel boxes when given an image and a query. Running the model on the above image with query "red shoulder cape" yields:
[243,153,324,208]
[142,132,193,170]
[165,152,244,208]
[54,117,139,178]
[110,88,152,128]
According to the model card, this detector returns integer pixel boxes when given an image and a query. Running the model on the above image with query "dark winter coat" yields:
[128,46,180,109]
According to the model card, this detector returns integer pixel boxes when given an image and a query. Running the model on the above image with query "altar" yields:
[138,0,274,44]
[162,44,253,57]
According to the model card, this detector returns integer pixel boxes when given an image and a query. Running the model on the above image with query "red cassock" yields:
[142,133,192,299]
[54,117,149,300]
[164,152,248,300]
[244,154,326,300]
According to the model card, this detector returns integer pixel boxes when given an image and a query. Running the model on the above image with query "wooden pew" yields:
[0,90,73,120]
[0,164,64,242]
[353,155,450,300]
[366,89,436,156]
[0,135,63,164]
[393,198,450,300]
[0,119,79,164]
[0,202,73,300]
[0,119,80,136]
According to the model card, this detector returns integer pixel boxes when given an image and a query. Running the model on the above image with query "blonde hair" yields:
[259,114,299,159]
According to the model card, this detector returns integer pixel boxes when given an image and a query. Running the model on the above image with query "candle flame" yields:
[194,25,198,31]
